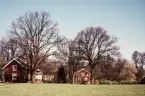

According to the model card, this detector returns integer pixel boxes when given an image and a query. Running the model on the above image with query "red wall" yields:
[5,62,20,78]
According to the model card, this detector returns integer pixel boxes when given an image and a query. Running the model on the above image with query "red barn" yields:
[2,58,28,83]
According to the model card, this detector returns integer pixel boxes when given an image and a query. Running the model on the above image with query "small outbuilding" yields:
[73,68,91,84]
[33,69,43,83]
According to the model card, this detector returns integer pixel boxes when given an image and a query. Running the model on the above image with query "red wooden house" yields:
[2,58,28,83]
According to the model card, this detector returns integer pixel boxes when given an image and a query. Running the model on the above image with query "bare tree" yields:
[111,59,126,81]
[132,51,140,68]
[55,39,70,65]
[55,39,83,83]
[0,37,19,62]
[0,39,9,62]
[9,11,63,81]
[132,51,145,81]
[100,54,115,80]
[75,26,119,83]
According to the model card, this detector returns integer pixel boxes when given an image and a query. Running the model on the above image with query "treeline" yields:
[0,11,144,83]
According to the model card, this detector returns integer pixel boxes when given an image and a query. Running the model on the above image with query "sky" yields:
[0,0,145,60]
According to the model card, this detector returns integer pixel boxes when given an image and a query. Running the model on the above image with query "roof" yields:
[36,69,41,72]
[34,69,43,75]
[74,68,91,76]
[2,58,27,69]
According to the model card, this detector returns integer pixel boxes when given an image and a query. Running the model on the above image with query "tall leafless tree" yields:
[0,37,20,63]
[9,11,63,81]
[100,54,115,80]
[112,59,126,81]
[55,39,84,83]
[75,26,119,83]
[132,51,145,81]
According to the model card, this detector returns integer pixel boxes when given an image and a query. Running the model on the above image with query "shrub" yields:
[99,80,138,85]
[95,80,99,84]
[138,77,145,84]
[111,81,120,84]
[81,81,88,84]
[99,80,106,84]
[120,80,137,84]
[99,80,116,84]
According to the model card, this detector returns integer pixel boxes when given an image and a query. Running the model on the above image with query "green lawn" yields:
[0,84,145,96]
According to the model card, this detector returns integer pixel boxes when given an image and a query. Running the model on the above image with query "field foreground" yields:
[0,84,145,96]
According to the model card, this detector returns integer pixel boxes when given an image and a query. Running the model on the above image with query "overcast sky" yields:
[0,0,145,60]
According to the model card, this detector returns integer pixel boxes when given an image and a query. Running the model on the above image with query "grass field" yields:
[0,84,145,96]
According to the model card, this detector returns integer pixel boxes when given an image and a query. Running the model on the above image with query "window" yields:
[12,65,17,71]
[81,72,85,77]
[12,73,17,80]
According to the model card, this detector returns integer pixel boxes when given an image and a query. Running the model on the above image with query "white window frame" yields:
[81,72,85,77]
[12,65,17,71]
[12,73,17,80]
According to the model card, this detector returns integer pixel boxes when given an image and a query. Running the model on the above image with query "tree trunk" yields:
[28,68,34,83]
[90,67,94,84]
[69,72,73,84]
[30,70,33,82]
[137,68,144,82]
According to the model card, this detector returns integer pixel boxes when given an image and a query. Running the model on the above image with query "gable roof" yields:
[2,58,27,69]
[34,69,43,75]
[74,68,91,76]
